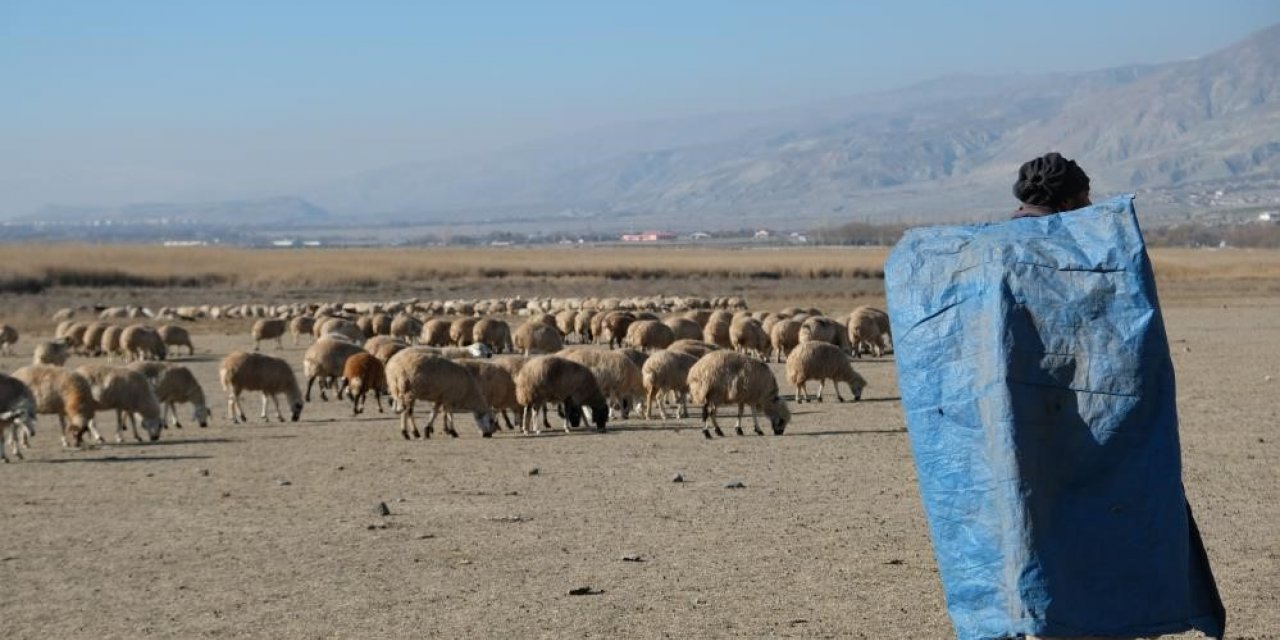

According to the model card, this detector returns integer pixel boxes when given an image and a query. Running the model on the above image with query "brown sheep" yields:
[601,311,637,349]
[559,348,645,420]
[799,316,851,352]
[389,314,423,343]
[120,324,168,362]
[667,339,719,360]
[83,322,111,356]
[514,356,609,434]
[420,318,453,346]
[687,350,790,438]
[785,341,867,403]
[457,360,521,430]
[154,365,211,428]
[338,352,387,415]
[75,364,165,443]
[100,325,125,360]
[12,365,97,447]
[303,337,366,402]
[574,311,597,344]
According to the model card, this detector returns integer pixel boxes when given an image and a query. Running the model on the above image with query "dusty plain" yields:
[0,246,1277,639]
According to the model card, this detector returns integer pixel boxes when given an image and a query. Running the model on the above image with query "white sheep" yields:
[384,349,496,439]
[514,355,610,434]
[0,373,38,462]
[687,350,791,438]
[12,365,98,447]
[154,365,211,428]
[641,349,699,420]
[32,339,72,366]
[74,364,164,443]
[785,341,867,403]
[219,350,304,423]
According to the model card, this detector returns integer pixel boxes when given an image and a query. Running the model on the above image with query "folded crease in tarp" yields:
[885,195,1225,640]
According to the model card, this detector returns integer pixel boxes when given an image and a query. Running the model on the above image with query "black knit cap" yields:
[1013,152,1091,208]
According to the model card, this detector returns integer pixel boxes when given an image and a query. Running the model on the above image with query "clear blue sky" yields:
[2,0,1276,214]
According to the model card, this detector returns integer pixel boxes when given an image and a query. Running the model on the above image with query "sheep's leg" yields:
[254,339,261,352]
[267,394,283,422]
[816,380,826,402]
[644,388,656,420]
[520,406,532,435]
[678,392,689,419]
[275,336,284,351]
[374,388,385,413]
[127,410,145,443]
[424,403,441,438]
[1,427,11,463]
[834,380,846,402]
[734,404,745,436]
[444,410,459,438]
[500,410,514,430]
[751,406,764,436]
[540,404,553,432]
[305,375,316,403]
[59,416,70,448]
[113,410,126,443]
[87,419,105,444]
[703,404,725,438]
[796,380,808,404]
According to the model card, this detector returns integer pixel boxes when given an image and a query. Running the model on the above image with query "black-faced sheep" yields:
[514,356,609,434]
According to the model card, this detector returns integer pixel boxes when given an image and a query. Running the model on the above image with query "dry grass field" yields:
[1,245,1278,639]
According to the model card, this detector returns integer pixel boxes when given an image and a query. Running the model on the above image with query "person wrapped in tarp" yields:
[885,153,1225,640]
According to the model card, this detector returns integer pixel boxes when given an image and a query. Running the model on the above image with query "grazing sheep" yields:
[158,324,195,356]
[127,360,171,386]
[702,319,733,350]
[472,318,514,354]
[559,348,645,420]
[457,359,521,430]
[663,317,703,342]
[641,350,699,420]
[0,324,18,356]
[730,317,770,360]
[420,318,453,347]
[513,321,564,355]
[63,322,90,355]
[12,365,97,447]
[688,350,791,438]
[384,349,496,439]
[449,317,479,346]
[389,314,423,343]
[252,318,288,351]
[303,337,366,402]
[555,310,579,343]
[769,319,803,363]
[290,315,316,346]
[799,316,846,350]
[318,317,364,343]
[100,325,125,361]
[514,355,609,434]
[785,341,867,403]
[624,319,676,352]
[667,339,719,360]
[32,339,71,366]
[74,364,164,443]
[574,311,597,344]
[601,311,637,349]
[83,323,110,356]
[847,306,892,357]
[219,350,304,423]
[0,373,38,462]
[338,352,387,415]
[121,324,168,362]
[588,312,608,344]
[154,365,211,428]
[371,313,394,337]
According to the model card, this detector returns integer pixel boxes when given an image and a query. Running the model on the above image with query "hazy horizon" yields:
[3,1,1278,216]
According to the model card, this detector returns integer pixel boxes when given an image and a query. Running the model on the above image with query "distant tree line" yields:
[1143,222,1280,248]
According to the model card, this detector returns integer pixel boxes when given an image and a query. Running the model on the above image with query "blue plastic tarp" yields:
[885,195,1225,639]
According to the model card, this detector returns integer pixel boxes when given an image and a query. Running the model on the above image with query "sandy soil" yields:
[1,300,1276,639]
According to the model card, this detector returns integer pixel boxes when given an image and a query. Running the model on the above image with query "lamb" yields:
[100,325,126,360]
[337,352,387,415]
[624,319,676,352]
[513,355,609,434]
[219,350,304,423]
[729,317,770,360]
[121,324,168,362]
[289,315,316,346]
[420,318,453,346]
[158,324,195,356]
[0,324,18,356]
[769,319,803,363]
[667,339,719,360]
[785,341,867,403]
[472,318,514,353]
[702,319,733,350]
[513,321,564,355]
[153,365,211,428]
[389,314,423,343]
[457,359,521,430]
[303,337,366,401]
[641,350,699,420]
[252,318,288,351]
[559,348,645,420]
[12,365,97,447]
[74,364,164,443]
[32,339,72,366]
[847,306,892,358]
[0,373,38,462]
[449,317,478,346]
[687,350,791,438]
[663,317,703,342]
[384,349,496,439]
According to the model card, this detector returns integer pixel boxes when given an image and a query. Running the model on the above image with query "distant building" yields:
[688,231,711,240]
[1259,212,1278,223]
[270,239,296,248]
[620,230,677,242]
[162,240,209,247]
[754,229,772,239]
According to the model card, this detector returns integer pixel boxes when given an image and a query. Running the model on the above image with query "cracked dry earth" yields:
[1,300,1277,639]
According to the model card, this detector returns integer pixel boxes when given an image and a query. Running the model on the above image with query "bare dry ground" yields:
[1,251,1278,639]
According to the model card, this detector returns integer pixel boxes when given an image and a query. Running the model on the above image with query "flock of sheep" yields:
[0,296,893,462]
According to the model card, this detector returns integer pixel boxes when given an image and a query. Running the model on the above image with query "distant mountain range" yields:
[17,23,1280,231]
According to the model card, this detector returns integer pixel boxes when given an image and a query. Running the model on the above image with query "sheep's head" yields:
[140,416,164,442]
[589,399,609,432]
[765,393,791,435]
[563,400,584,429]
[193,404,211,428]
[473,411,497,438]
[290,401,304,422]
